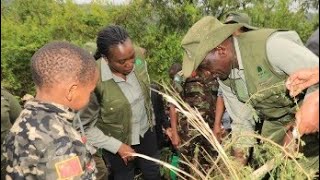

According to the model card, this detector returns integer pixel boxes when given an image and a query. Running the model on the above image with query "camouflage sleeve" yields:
[5,111,95,179]
[1,90,22,124]
[4,130,44,179]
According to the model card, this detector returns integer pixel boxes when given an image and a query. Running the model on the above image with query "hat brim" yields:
[192,23,243,75]
[182,52,195,78]
[241,23,258,30]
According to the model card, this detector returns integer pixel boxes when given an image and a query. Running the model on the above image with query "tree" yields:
[1,0,318,96]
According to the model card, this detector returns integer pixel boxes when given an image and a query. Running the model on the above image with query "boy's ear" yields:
[66,84,78,102]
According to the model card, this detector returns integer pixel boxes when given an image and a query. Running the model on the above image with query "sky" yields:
[74,0,91,3]
[73,0,128,5]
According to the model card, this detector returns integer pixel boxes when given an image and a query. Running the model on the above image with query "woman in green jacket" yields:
[80,25,161,180]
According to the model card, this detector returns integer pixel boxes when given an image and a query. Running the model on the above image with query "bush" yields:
[1,0,318,97]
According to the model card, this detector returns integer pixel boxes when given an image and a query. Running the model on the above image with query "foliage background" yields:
[1,0,319,97]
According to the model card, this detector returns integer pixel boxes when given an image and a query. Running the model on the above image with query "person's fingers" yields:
[289,86,303,97]
[177,139,181,146]
[285,79,293,89]
[296,113,307,135]
[311,128,318,134]
[127,156,134,161]
[122,156,128,165]
[172,140,179,148]
[166,130,173,139]
[124,152,135,161]
[286,77,309,92]
[213,128,222,142]
[289,80,317,97]
[286,75,299,87]
[174,139,181,149]
[174,144,179,149]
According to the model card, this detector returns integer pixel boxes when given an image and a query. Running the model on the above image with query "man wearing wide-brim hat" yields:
[181,16,319,171]
[212,12,258,164]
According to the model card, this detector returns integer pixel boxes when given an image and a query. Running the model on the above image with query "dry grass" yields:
[131,83,318,180]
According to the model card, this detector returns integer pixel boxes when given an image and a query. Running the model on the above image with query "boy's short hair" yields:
[31,41,96,88]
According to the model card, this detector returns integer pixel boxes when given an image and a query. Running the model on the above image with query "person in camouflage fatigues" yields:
[1,87,22,179]
[169,64,219,176]
[3,41,99,179]
[179,71,219,172]
[3,101,97,179]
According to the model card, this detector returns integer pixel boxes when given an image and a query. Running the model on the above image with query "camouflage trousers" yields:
[177,116,217,178]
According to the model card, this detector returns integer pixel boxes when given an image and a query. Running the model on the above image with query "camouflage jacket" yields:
[1,87,22,178]
[174,71,219,126]
[3,100,96,180]
[1,88,22,144]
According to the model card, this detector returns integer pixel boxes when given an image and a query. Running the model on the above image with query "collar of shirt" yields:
[227,37,245,80]
[100,57,135,82]
[25,99,75,121]
[233,36,244,70]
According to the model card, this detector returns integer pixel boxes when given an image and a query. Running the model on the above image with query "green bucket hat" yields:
[83,42,96,55]
[181,16,242,78]
[224,11,257,30]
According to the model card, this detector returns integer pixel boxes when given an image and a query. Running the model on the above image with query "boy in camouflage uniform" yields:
[169,64,219,175]
[3,42,99,179]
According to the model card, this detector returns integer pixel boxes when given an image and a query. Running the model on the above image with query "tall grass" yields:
[132,83,318,179]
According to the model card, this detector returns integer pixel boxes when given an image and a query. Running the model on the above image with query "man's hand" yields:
[286,68,319,97]
[213,124,223,143]
[117,143,135,165]
[295,90,319,135]
[171,131,181,149]
[165,128,173,141]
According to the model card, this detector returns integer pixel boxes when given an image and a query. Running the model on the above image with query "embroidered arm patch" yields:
[55,156,83,179]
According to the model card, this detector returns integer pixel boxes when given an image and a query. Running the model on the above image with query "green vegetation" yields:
[1,0,318,178]
[1,0,319,97]
[145,84,318,179]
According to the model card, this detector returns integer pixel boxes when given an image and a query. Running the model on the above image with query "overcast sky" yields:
[73,0,128,5]
[74,0,91,3]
